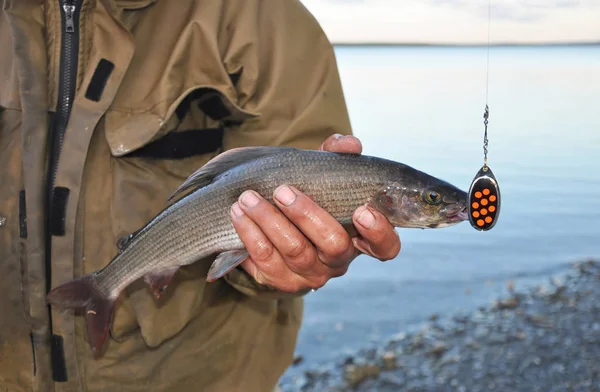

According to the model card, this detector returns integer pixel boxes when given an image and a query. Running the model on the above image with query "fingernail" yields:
[231,202,244,218]
[357,207,376,229]
[274,186,297,206]
[332,133,343,139]
[240,191,260,208]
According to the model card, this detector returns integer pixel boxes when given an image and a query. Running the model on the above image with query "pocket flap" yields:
[104,86,258,157]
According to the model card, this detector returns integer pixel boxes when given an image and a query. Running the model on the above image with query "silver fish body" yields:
[46,146,468,354]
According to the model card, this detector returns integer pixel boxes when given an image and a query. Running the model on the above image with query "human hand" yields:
[230,134,401,293]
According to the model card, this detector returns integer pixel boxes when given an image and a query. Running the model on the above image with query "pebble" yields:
[381,351,397,370]
[343,363,380,387]
[494,296,520,310]
[425,341,448,358]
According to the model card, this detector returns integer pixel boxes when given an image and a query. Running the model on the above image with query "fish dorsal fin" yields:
[168,146,296,202]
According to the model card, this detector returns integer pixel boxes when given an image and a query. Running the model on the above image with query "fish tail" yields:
[46,274,115,355]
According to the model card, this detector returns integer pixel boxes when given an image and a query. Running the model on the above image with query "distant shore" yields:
[280,259,600,392]
[332,41,600,48]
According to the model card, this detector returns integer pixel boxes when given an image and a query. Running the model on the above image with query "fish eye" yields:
[423,189,442,205]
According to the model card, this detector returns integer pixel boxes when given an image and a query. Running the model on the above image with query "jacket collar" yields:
[114,0,155,10]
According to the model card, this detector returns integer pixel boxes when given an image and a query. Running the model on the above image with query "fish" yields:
[46,146,469,354]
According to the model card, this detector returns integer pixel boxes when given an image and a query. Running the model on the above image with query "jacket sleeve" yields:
[219,0,354,298]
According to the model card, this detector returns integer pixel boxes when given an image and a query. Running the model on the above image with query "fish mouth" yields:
[447,206,469,222]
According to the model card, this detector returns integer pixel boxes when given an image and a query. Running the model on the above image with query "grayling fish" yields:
[46,146,468,354]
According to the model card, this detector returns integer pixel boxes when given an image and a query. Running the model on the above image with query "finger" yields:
[352,205,401,261]
[273,185,356,271]
[237,190,331,279]
[230,202,311,292]
[229,202,286,276]
[319,134,362,154]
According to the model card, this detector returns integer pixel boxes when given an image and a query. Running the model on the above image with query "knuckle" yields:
[285,237,310,259]
[253,240,276,262]
[312,275,330,290]
[287,255,315,275]
[332,265,350,278]
[325,232,353,258]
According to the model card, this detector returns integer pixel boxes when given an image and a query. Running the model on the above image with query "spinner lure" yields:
[467,106,500,231]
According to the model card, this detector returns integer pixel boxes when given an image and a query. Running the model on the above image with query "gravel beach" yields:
[280,259,600,392]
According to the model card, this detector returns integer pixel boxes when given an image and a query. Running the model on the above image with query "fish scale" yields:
[46,146,468,355]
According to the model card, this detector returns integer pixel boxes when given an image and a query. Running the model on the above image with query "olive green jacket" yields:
[0,0,352,390]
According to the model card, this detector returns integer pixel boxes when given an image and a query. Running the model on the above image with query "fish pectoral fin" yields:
[206,249,250,282]
[167,146,296,202]
[143,267,179,299]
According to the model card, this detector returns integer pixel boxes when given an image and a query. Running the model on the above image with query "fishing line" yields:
[467,0,501,231]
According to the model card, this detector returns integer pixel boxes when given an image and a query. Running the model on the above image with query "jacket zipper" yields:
[49,0,81,193]
[46,0,82,382]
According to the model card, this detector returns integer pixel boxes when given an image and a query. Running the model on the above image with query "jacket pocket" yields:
[105,87,254,348]
[103,86,258,157]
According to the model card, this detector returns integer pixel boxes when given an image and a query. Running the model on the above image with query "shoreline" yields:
[331,42,600,48]
[280,259,600,392]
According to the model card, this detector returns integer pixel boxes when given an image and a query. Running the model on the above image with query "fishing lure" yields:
[468,106,500,231]
[468,1,501,231]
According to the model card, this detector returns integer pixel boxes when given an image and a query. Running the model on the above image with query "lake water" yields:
[281,45,600,385]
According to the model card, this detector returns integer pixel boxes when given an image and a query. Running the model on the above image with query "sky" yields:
[300,0,600,44]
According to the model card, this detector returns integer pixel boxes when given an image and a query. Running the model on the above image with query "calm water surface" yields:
[282,45,600,385]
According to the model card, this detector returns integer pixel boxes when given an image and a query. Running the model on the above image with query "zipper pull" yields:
[63,4,76,33]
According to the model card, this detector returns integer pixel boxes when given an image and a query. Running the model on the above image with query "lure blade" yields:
[467,165,500,231]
